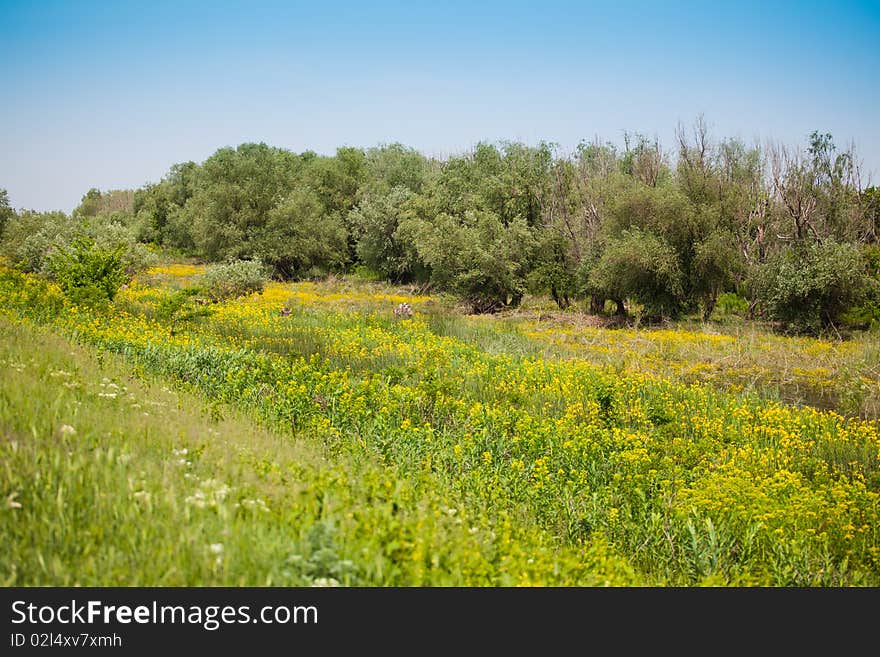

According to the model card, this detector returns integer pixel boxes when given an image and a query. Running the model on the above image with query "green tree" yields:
[261,188,349,278]
[182,143,305,268]
[349,186,425,282]
[535,141,622,311]
[589,229,684,319]
[408,142,550,311]
[133,161,198,247]
[412,209,535,313]
[0,189,13,238]
[359,143,432,198]
[755,240,872,334]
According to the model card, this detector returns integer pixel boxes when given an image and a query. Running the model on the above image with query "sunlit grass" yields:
[2,264,879,585]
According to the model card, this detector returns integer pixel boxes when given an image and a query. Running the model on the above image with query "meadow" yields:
[2,263,879,585]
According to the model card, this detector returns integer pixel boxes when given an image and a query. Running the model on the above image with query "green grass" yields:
[0,316,636,586]
[3,266,880,586]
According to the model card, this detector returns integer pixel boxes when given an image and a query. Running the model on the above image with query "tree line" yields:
[2,118,879,334]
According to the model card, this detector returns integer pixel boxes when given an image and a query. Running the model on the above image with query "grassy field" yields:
[2,264,879,585]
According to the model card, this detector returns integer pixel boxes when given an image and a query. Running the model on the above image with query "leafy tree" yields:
[74,188,103,218]
[0,210,74,273]
[302,147,366,219]
[183,143,305,267]
[412,210,534,313]
[133,161,198,247]
[0,189,13,238]
[755,240,872,334]
[536,141,622,311]
[528,227,578,310]
[261,188,349,278]
[349,186,424,282]
[589,229,684,319]
[359,143,432,198]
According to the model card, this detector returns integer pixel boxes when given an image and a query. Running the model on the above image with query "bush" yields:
[714,292,749,317]
[84,217,159,276]
[349,187,423,282]
[201,259,268,301]
[589,229,684,319]
[44,235,127,306]
[1,211,157,279]
[755,241,872,334]
[0,211,74,273]
[412,210,534,313]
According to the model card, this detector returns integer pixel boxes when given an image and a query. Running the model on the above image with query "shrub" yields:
[201,259,268,301]
[0,211,74,273]
[85,217,159,276]
[44,235,127,306]
[755,241,872,334]
[155,288,215,335]
[714,292,749,317]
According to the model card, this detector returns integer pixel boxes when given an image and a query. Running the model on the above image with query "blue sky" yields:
[2,0,878,212]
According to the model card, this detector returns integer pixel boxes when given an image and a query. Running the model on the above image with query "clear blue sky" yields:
[2,0,878,212]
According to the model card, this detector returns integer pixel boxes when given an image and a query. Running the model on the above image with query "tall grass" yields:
[2,266,879,585]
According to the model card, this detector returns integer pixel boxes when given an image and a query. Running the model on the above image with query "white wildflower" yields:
[311,578,340,587]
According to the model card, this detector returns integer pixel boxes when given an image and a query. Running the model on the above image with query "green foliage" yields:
[301,146,366,219]
[200,259,268,301]
[262,188,349,279]
[590,229,684,319]
[838,244,880,329]
[109,130,878,322]
[156,288,214,335]
[0,208,155,281]
[349,186,424,282]
[184,143,307,264]
[755,241,872,334]
[0,210,75,273]
[413,210,535,313]
[133,161,198,247]
[691,229,741,319]
[44,235,127,306]
[527,228,578,310]
[714,292,749,317]
[0,188,13,238]
[78,214,158,276]
[359,143,431,198]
